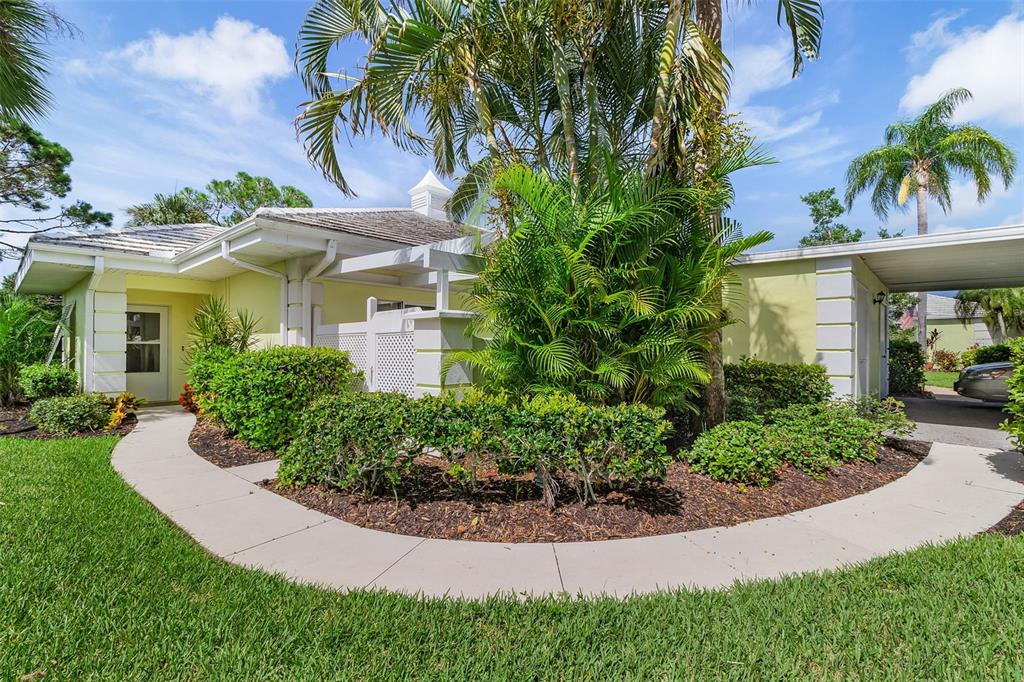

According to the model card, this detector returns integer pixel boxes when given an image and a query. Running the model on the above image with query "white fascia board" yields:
[327,245,429,277]
[253,217,418,255]
[423,249,484,273]
[232,228,333,254]
[399,270,476,289]
[21,244,178,275]
[735,223,1024,265]
[172,217,257,263]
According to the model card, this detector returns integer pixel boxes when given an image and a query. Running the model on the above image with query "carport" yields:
[729,224,1024,399]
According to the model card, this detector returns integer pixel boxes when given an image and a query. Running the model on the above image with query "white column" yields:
[406,310,474,397]
[285,259,303,346]
[86,267,127,396]
[815,257,856,397]
[435,269,450,311]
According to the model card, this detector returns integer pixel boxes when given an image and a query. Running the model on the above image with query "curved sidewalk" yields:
[113,406,1024,599]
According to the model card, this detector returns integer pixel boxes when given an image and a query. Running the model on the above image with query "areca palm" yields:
[845,88,1017,345]
[449,156,771,405]
[955,288,1024,343]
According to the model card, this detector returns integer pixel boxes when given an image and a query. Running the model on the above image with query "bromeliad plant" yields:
[447,163,771,408]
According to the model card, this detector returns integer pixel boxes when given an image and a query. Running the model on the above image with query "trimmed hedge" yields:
[724,358,833,421]
[975,343,1012,365]
[18,363,78,400]
[279,390,673,507]
[888,337,926,395]
[1001,338,1023,450]
[204,346,362,451]
[688,397,913,486]
[29,394,111,435]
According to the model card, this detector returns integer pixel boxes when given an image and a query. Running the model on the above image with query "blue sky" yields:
[4,0,1022,275]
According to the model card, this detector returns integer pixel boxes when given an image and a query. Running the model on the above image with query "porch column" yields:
[285,259,304,346]
[406,310,474,397]
[814,257,856,397]
[84,266,128,396]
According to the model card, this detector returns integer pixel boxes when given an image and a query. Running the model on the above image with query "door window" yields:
[126,312,161,373]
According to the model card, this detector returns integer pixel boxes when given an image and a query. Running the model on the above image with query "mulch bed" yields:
[264,437,931,543]
[0,405,136,440]
[988,501,1024,537]
[188,417,277,468]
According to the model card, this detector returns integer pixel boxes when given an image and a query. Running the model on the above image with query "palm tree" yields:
[0,291,58,405]
[448,158,773,405]
[0,0,72,120]
[955,288,1024,343]
[845,88,1017,346]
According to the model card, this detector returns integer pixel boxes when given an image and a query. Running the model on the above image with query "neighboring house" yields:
[915,293,994,354]
[723,225,1024,397]
[15,172,485,402]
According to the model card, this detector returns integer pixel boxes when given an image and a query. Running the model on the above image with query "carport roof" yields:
[734,224,1024,292]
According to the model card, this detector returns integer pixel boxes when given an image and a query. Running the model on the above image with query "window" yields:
[126,312,160,373]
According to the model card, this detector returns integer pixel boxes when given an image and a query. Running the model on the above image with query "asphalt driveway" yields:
[900,390,1014,450]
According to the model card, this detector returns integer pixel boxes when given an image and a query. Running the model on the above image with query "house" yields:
[14,172,485,402]
[907,293,994,353]
[722,225,1024,397]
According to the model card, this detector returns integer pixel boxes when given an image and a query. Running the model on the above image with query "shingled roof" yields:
[254,207,467,245]
[31,224,227,256]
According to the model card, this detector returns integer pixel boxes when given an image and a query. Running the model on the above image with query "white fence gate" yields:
[312,301,419,396]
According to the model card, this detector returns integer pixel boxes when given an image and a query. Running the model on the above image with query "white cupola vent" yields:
[408,170,453,220]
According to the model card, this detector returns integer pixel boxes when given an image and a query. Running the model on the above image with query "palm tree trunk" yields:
[552,39,581,188]
[647,0,683,175]
[915,182,928,347]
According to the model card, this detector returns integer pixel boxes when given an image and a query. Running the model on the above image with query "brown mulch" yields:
[988,501,1024,536]
[0,405,136,440]
[188,417,277,468]
[265,438,931,543]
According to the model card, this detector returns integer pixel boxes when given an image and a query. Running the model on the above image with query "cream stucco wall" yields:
[723,260,818,365]
[213,268,284,348]
[928,318,977,355]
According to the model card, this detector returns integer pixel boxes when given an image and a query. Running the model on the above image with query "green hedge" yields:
[17,363,78,400]
[279,390,672,507]
[688,397,913,486]
[888,337,926,395]
[1001,338,1023,450]
[975,343,1012,365]
[724,358,833,421]
[29,394,111,435]
[203,346,362,451]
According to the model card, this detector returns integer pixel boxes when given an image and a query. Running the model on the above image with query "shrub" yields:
[17,363,78,399]
[1000,338,1024,450]
[280,389,673,507]
[279,393,422,497]
[959,345,980,369]
[888,337,926,395]
[930,349,959,372]
[29,394,111,435]
[208,346,362,451]
[1,292,59,406]
[186,346,238,400]
[687,421,784,486]
[975,343,1012,365]
[724,357,833,420]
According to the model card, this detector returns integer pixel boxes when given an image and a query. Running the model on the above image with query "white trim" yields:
[736,224,1024,265]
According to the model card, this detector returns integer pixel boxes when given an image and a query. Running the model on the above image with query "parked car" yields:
[954,362,1014,403]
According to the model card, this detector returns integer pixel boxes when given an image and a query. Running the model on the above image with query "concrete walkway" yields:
[112,406,1024,599]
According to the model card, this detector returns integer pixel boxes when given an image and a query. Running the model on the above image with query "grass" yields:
[2,437,1024,679]
[925,370,960,389]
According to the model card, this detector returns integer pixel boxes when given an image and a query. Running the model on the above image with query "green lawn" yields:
[2,438,1024,679]
[925,370,960,389]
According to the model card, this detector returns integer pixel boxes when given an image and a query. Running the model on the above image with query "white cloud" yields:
[900,13,1024,126]
[906,10,966,56]
[120,17,291,119]
[743,106,822,142]
[729,40,793,107]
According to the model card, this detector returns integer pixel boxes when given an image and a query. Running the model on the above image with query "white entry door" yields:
[126,305,169,401]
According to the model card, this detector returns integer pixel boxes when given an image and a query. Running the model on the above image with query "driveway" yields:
[901,390,1014,450]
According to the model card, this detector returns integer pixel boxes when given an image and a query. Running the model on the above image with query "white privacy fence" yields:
[312,300,420,396]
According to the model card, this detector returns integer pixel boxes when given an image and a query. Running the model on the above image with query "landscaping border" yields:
[113,406,1024,599]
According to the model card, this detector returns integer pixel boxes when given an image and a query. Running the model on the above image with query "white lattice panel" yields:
[314,333,367,375]
[375,331,416,396]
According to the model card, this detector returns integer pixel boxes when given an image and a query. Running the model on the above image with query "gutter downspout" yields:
[83,256,105,392]
[302,239,337,347]
[220,241,288,345]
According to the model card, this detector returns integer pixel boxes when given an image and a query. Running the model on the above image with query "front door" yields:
[126,305,169,401]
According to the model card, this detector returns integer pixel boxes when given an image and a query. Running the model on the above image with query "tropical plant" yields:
[954,288,1024,343]
[294,0,821,205]
[1000,337,1023,450]
[0,118,111,260]
[0,0,75,120]
[186,297,261,356]
[127,172,313,227]
[0,291,58,405]
[845,88,1017,346]
[17,362,76,399]
[28,393,110,434]
[446,162,772,407]
[798,187,862,247]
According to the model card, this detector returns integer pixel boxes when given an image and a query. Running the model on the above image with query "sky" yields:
[2,0,1023,277]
